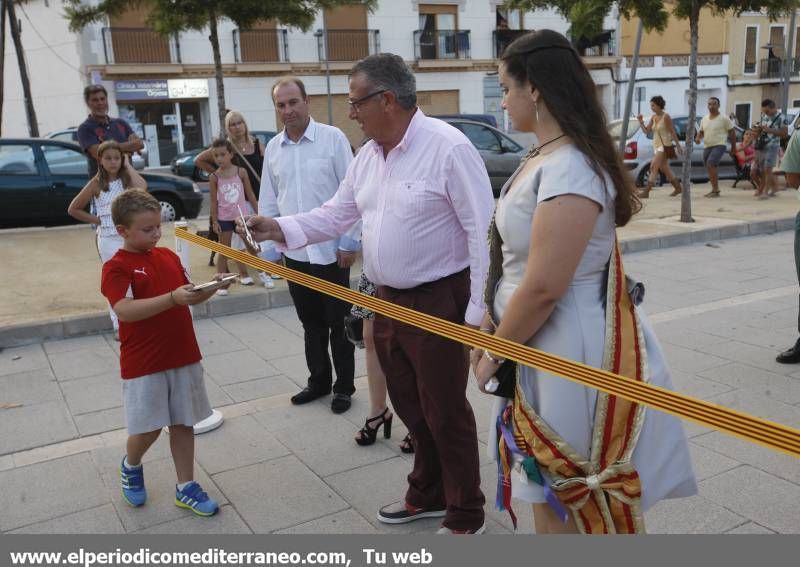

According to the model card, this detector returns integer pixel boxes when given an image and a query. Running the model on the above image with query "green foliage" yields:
[672,0,800,20]
[64,0,378,34]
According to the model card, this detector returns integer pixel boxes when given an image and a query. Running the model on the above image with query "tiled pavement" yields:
[1,232,800,534]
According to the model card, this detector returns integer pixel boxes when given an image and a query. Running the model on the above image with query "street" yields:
[1,231,799,534]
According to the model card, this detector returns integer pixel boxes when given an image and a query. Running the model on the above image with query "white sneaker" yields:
[215,289,229,296]
[436,522,485,535]
[258,272,275,289]
[240,276,254,286]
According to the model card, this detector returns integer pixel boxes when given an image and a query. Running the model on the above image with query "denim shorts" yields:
[217,220,236,232]
[756,146,780,169]
[703,145,726,167]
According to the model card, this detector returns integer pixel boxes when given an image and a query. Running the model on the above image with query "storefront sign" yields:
[115,80,169,101]
[163,114,178,126]
[167,79,209,99]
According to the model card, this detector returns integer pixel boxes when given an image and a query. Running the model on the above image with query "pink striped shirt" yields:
[275,110,494,325]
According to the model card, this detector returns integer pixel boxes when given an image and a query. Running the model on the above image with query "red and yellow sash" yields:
[498,242,647,534]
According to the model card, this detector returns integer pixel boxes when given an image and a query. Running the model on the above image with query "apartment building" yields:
[3,1,620,166]
[619,3,800,129]
[727,11,800,128]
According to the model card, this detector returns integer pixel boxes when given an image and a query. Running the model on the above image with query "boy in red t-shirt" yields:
[101,189,232,516]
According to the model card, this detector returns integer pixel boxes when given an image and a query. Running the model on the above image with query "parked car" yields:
[170,130,278,181]
[433,114,499,128]
[610,117,742,187]
[0,138,203,227]
[438,118,526,196]
[45,128,147,171]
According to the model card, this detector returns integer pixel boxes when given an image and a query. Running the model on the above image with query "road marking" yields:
[649,285,797,324]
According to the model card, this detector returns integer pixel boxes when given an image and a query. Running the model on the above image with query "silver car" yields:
[439,118,527,196]
[45,128,147,170]
[609,117,739,187]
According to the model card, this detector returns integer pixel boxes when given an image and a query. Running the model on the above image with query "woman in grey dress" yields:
[470,30,696,534]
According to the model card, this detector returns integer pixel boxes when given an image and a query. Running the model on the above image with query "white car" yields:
[45,128,146,170]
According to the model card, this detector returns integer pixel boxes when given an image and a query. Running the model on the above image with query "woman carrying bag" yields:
[637,96,684,199]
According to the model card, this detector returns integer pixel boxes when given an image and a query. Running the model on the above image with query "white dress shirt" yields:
[259,118,361,264]
[275,110,494,325]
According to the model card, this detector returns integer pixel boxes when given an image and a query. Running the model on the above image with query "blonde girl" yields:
[68,140,147,338]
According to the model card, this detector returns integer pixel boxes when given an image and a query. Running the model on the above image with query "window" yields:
[49,131,77,144]
[735,103,752,129]
[418,4,459,59]
[0,144,37,175]
[459,123,502,152]
[744,26,757,74]
[496,7,522,30]
[769,25,786,58]
[41,145,89,176]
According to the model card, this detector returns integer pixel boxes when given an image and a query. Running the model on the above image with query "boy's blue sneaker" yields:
[120,457,146,507]
[175,481,219,516]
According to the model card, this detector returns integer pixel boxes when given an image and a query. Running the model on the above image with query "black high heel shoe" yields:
[355,408,393,446]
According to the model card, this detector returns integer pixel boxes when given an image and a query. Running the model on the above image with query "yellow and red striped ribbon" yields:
[177,227,800,459]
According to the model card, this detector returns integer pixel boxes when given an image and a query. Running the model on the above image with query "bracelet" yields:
[479,327,494,333]
[169,290,176,306]
[484,350,505,365]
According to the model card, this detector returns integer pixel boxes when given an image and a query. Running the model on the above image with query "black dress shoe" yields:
[776,339,800,364]
[291,387,329,405]
[331,393,352,414]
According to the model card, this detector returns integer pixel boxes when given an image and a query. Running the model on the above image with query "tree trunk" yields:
[7,0,38,137]
[0,0,6,136]
[680,0,699,223]
[208,9,226,136]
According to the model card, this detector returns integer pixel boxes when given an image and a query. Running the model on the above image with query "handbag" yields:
[657,129,677,159]
[488,359,517,398]
[344,314,364,348]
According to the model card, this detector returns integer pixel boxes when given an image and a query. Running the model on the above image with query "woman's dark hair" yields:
[211,138,235,153]
[501,30,640,226]
[650,95,666,110]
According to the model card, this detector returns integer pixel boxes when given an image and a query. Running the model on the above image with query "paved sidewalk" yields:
[1,232,799,534]
[1,181,797,347]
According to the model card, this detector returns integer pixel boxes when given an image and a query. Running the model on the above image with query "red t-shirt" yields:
[101,247,201,379]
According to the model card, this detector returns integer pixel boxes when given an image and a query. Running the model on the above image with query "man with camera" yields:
[753,99,788,199]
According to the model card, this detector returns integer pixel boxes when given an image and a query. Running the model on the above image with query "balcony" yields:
[234,29,289,63]
[493,29,530,59]
[316,29,380,62]
[102,27,180,64]
[414,30,471,60]
[760,57,800,79]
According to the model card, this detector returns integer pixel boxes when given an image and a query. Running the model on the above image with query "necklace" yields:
[524,134,566,160]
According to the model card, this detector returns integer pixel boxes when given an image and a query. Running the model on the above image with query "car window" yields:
[672,117,687,141]
[50,132,76,143]
[459,123,502,152]
[41,145,89,176]
[608,120,640,141]
[0,144,38,175]
[499,134,522,153]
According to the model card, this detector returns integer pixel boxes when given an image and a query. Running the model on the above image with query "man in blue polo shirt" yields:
[77,85,144,177]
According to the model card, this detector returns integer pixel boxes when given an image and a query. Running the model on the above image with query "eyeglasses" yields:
[347,89,387,113]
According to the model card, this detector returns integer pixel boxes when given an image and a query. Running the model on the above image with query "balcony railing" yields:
[316,29,380,62]
[102,27,180,64]
[234,29,289,63]
[493,29,529,58]
[414,30,471,60]
[760,57,800,78]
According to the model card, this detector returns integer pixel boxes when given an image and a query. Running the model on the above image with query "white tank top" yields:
[93,178,125,238]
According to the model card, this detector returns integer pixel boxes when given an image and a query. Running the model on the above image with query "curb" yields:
[1,216,795,349]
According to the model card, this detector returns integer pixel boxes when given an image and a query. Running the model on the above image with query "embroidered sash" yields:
[488,211,648,533]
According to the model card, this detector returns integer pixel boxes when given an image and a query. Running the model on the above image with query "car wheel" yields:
[155,194,183,222]
[637,166,665,188]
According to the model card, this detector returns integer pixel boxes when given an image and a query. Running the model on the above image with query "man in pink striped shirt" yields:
[242,53,494,534]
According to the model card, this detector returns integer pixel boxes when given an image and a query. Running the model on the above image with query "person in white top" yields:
[242,54,494,534]
[695,97,737,197]
[259,77,362,414]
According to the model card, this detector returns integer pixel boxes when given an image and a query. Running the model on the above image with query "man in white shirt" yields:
[243,54,493,534]
[694,97,737,198]
[259,77,362,414]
